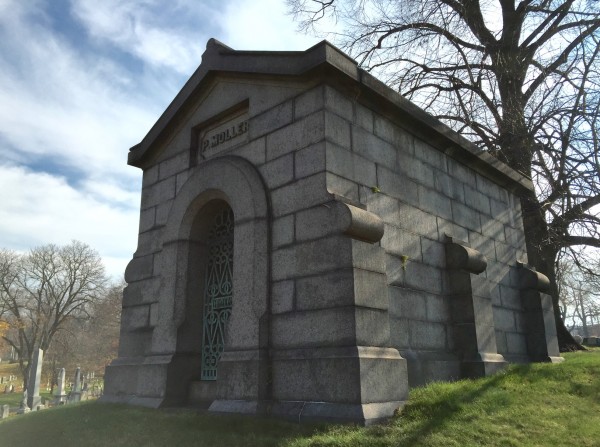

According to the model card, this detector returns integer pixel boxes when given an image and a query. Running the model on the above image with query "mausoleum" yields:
[103,39,562,424]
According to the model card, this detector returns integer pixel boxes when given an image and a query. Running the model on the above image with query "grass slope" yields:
[1,351,599,447]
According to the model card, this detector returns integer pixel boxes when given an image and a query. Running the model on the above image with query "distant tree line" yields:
[0,241,121,387]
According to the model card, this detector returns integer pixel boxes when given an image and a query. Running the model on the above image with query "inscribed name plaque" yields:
[194,104,249,160]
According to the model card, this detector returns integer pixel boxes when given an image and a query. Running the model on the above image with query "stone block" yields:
[495,330,508,354]
[270,308,356,349]
[325,86,354,122]
[122,278,160,307]
[266,111,325,160]
[419,185,452,220]
[504,225,526,248]
[506,332,528,355]
[373,115,414,153]
[476,173,507,202]
[136,228,163,255]
[493,308,516,332]
[394,203,438,239]
[326,142,377,187]
[468,232,495,262]
[155,199,174,227]
[380,225,422,261]
[143,165,159,188]
[233,137,267,166]
[447,158,476,185]
[437,217,469,243]
[272,214,294,248]
[296,268,388,311]
[1,404,8,419]
[296,269,353,310]
[463,184,492,216]
[481,217,506,242]
[426,294,451,322]
[411,159,436,189]
[294,85,324,120]
[355,308,391,346]
[139,207,156,233]
[351,239,387,273]
[259,153,294,189]
[495,240,517,265]
[272,280,295,314]
[355,103,373,132]
[295,142,326,179]
[378,166,419,206]
[404,261,443,295]
[124,254,154,282]
[389,287,427,320]
[175,171,190,194]
[271,172,329,217]
[353,269,389,310]
[326,172,360,202]
[499,285,521,310]
[414,139,446,171]
[490,283,501,305]
[122,305,151,331]
[490,197,512,225]
[159,152,189,181]
[433,171,465,202]
[272,236,351,281]
[365,193,399,225]
[389,317,410,348]
[352,126,397,169]
[421,238,446,268]
[386,254,407,287]
[272,346,407,409]
[141,176,176,210]
[452,201,482,233]
[409,320,447,350]
[249,100,293,139]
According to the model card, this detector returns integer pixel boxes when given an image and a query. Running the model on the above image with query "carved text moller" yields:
[201,120,249,153]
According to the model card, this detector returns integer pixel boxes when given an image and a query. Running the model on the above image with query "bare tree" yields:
[289,0,600,349]
[557,252,600,336]
[0,241,107,386]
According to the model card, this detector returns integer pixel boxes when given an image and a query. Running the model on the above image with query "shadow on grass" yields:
[388,372,508,446]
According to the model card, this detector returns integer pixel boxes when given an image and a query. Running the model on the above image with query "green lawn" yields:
[1,350,599,447]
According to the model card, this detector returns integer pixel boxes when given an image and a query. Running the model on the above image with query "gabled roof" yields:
[128,39,533,193]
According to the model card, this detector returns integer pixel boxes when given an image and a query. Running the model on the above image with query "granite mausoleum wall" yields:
[103,39,562,425]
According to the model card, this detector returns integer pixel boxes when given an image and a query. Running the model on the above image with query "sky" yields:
[0,0,328,280]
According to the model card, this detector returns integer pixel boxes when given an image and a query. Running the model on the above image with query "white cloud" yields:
[219,0,323,50]
[0,0,339,282]
[70,0,210,74]
[0,165,138,280]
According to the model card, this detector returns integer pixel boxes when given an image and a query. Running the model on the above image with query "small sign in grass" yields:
[1,350,599,446]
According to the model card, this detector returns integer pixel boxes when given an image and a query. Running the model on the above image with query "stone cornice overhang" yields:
[128,39,533,195]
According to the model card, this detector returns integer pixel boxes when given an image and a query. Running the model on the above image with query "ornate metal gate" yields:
[200,207,234,380]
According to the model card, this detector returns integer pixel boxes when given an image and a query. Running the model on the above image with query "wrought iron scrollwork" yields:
[201,207,234,380]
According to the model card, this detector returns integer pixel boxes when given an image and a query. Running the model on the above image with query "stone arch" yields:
[151,156,270,409]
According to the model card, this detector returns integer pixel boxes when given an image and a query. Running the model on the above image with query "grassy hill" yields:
[1,350,599,447]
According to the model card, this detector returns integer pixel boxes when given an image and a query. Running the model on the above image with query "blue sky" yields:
[0,0,326,280]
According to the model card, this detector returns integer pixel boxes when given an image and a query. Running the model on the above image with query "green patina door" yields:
[201,207,234,380]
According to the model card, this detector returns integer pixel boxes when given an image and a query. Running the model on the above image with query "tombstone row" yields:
[0,375,18,384]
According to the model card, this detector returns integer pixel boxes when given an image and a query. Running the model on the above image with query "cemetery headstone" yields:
[68,367,82,403]
[26,348,43,410]
[54,368,67,404]
[16,389,30,414]
[1,404,8,419]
